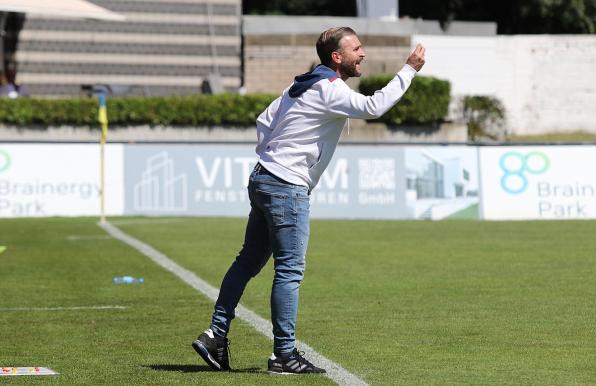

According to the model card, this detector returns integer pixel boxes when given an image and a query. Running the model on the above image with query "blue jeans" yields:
[210,163,310,354]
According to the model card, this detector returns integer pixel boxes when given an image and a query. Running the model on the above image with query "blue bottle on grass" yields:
[112,276,144,284]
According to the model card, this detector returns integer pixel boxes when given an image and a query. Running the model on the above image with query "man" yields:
[192,26,425,374]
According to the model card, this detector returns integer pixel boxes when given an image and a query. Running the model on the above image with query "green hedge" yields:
[0,94,276,127]
[358,75,451,125]
[0,77,449,127]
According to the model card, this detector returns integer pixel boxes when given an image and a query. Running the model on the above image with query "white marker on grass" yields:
[0,367,58,376]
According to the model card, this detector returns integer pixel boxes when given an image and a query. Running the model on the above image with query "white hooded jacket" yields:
[256,63,417,190]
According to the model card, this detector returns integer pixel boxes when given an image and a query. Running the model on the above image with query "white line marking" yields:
[99,221,368,386]
[0,306,127,311]
[66,235,112,241]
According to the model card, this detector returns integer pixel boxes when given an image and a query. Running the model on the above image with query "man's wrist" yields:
[401,64,418,76]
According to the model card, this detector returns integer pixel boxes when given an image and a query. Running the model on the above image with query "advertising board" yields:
[0,144,123,217]
[123,144,479,220]
[479,146,596,220]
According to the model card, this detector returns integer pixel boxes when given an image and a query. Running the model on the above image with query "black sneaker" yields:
[267,348,326,375]
[191,329,231,371]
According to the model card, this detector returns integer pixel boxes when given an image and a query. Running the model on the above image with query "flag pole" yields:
[98,94,108,224]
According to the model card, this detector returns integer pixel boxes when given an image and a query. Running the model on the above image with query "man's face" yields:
[336,34,366,79]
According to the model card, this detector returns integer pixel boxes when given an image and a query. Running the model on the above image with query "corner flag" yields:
[98,94,108,141]
[98,94,108,223]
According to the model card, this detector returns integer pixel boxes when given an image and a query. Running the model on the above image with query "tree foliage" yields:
[243,0,356,16]
[244,0,595,34]
[462,96,506,141]
[399,0,595,34]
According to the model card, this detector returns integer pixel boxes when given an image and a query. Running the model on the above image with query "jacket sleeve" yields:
[324,64,417,119]
[255,96,282,153]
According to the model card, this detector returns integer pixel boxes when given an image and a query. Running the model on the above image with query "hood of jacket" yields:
[288,64,338,98]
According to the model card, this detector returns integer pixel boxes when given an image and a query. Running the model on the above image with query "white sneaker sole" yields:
[192,340,224,371]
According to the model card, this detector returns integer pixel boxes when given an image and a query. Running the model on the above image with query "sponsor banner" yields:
[479,146,596,220]
[123,144,253,217]
[311,145,408,219]
[0,144,124,217]
[404,146,479,220]
[123,144,480,220]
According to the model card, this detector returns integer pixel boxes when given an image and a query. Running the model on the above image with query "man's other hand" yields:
[406,44,426,72]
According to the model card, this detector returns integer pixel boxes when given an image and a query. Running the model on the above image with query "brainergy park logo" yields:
[0,149,10,173]
[499,151,550,194]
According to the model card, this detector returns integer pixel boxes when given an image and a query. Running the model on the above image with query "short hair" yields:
[316,27,357,67]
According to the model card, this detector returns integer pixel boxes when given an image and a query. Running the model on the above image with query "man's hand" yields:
[406,44,426,72]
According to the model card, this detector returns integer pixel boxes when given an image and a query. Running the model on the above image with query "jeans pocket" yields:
[294,194,310,213]
[255,188,289,226]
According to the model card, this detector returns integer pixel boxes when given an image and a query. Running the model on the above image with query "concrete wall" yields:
[243,15,497,37]
[413,34,596,135]
[0,121,467,143]
[244,34,411,94]
[243,15,496,94]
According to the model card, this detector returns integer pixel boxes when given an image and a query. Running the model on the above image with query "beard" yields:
[339,58,362,78]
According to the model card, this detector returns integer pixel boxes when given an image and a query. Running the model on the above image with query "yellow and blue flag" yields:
[98,95,108,142]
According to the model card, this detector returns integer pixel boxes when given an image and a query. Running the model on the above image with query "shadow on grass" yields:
[145,364,262,374]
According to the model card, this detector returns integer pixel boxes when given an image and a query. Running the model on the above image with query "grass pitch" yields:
[1,217,596,385]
